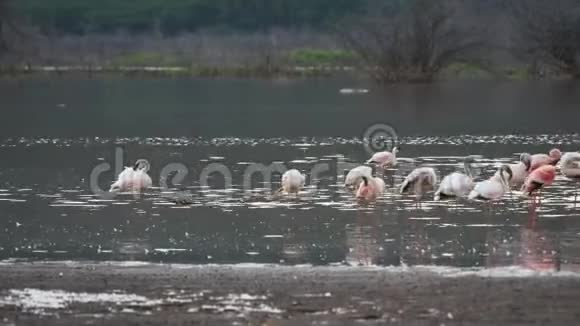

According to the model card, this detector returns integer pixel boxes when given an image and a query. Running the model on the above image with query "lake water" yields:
[1,77,580,271]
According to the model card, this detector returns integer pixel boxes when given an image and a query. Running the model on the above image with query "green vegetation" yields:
[288,49,356,66]
[110,49,358,68]
[441,63,493,79]
[503,66,533,80]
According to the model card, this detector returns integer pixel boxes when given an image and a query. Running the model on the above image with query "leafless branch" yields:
[338,0,487,83]
[508,0,580,77]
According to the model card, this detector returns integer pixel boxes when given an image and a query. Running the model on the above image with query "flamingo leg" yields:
[485,200,492,214]
[527,203,537,228]
[530,191,540,228]
[384,168,394,188]
[529,194,537,211]
[483,200,492,217]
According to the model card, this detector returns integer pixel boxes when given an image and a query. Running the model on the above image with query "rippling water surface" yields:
[1,134,580,271]
[2,78,580,272]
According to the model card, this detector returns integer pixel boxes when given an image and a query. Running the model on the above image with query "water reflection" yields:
[345,210,383,266]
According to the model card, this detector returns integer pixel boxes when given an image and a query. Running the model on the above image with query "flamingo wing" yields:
[437,172,472,198]
[469,179,504,200]
[367,152,392,165]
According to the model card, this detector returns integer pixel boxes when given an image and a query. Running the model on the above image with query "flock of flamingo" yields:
[109,147,580,206]
[343,147,580,204]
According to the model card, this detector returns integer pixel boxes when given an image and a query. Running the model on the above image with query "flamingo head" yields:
[549,148,562,160]
[356,176,371,198]
[499,165,513,188]
[134,159,151,172]
[520,153,532,171]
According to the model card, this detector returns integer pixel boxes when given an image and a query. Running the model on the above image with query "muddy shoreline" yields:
[0,262,578,325]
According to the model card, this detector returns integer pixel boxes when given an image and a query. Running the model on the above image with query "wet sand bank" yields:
[0,261,579,325]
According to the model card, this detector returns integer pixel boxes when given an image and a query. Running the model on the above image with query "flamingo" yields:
[366,147,399,169]
[560,152,580,180]
[110,159,152,193]
[522,165,556,195]
[279,169,306,195]
[468,165,512,201]
[530,148,561,171]
[400,167,437,200]
[345,165,373,191]
[434,156,475,200]
[356,176,385,201]
[560,152,580,203]
[497,153,532,187]
[522,165,556,198]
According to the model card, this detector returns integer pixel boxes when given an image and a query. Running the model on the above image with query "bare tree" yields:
[340,0,486,83]
[0,0,26,61]
[509,0,580,77]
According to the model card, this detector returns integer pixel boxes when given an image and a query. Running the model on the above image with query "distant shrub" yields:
[288,48,356,66]
[442,63,492,79]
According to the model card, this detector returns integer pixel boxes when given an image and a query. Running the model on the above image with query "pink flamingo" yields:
[522,165,556,206]
[356,176,385,202]
[344,165,373,191]
[366,147,399,169]
[530,148,561,171]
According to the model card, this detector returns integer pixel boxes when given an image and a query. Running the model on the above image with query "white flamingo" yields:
[366,147,399,169]
[434,156,475,200]
[400,167,438,199]
[560,152,580,202]
[110,159,152,193]
[356,176,385,201]
[345,165,373,191]
[279,169,306,195]
[468,165,512,201]
[561,152,580,179]
[497,153,532,187]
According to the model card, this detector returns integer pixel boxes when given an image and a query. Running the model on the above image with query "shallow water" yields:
[1,78,580,271]
[1,133,580,272]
